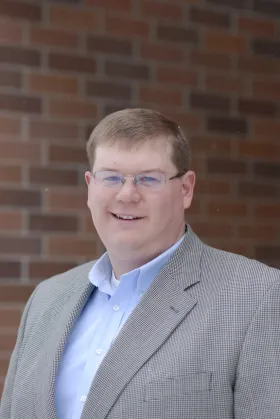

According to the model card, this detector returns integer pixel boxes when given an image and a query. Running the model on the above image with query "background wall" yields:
[0,0,279,392]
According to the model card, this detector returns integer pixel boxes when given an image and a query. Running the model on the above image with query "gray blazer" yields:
[1,227,280,419]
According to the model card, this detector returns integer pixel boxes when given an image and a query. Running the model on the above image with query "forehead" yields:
[93,140,176,173]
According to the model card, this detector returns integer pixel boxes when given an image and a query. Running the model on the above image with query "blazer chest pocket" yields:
[144,372,212,401]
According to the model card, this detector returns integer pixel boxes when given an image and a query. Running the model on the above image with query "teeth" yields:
[116,214,138,220]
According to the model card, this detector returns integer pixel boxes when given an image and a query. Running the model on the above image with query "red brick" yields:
[47,236,97,259]
[0,308,22,327]
[0,143,41,163]
[50,5,100,31]
[190,92,230,112]
[29,214,78,233]
[254,162,280,179]
[141,1,182,21]
[0,189,41,208]
[160,111,201,132]
[0,236,41,255]
[190,7,230,27]
[140,87,182,106]
[0,94,41,114]
[82,214,97,234]
[87,36,132,56]
[253,0,280,17]
[238,98,277,116]
[0,2,41,21]
[105,61,150,80]
[239,141,280,161]
[0,334,16,351]
[253,39,280,59]
[49,99,97,119]
[47,189,87,212]
[29,167,79,187]
[0,260,21,280]
[0,211,22,231]
[191,51,232,70]
[106,16,150,38]
[192,222,232,239]
[205,74,245,94]
[206,0,248,9]
[86,81,132,101]
[239,182,276,198]
[141,43,183,62]
[253,81,280,101]
[205,29,246,54]
[0,46,40,67]
[207,158,247,174]
[239,225,277,240]
[86,0,132,11]
[196,179,230,195]
[0,19,23,43]
[255,205,280,218]
[238,16,276,38]
[207,117,247,135]
[254,119,280,140]
[0,116,21,136]
[208,202,247,217]
[30,27,79,49]
[29,120,79,141]
[238,56,280,75]
[48,145,87,165]
[157,67,197,87]
[0,284,35,303]
[0,166,21,184]
[157,25,197,44]
[28,73,78,95]
[0,70,21,89]
[28,261,77,280]
[49,53,96,74]
[192,135,231,155]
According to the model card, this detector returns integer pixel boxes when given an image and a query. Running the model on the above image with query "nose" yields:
[115,178,141,203]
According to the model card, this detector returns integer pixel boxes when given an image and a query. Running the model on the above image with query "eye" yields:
[104,175,121,182]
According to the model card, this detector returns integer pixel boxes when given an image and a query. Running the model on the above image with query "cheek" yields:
[87,189,109,213]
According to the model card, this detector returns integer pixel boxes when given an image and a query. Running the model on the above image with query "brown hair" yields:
[86,108,191,172]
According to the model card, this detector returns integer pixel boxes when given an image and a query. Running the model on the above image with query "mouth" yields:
[111,213,144,221]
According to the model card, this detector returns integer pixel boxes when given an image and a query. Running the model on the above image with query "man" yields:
[0,108,279,419]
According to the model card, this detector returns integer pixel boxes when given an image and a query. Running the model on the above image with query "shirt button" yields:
[80,395,87,402]
[113,304,120,311]
[96,348,103,355]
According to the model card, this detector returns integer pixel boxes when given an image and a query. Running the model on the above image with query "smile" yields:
[112,213,143,220]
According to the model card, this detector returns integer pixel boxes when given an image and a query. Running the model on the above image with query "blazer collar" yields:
[81,225,203,419]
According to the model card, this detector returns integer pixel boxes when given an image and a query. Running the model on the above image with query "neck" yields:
[108,228,186,279]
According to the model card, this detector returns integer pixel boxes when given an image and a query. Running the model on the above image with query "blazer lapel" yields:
[34,278,95,419]
[81,227,203,419]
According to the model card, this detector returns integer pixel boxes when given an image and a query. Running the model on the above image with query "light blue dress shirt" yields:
[55,235,185,419]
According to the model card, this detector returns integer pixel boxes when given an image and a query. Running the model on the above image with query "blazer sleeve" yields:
[0,288,38,419]
[234,277,280,418]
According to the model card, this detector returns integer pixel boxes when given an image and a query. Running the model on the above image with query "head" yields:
[85,108,195,261]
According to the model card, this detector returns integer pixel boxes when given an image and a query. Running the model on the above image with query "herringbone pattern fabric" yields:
[1,226,280,419]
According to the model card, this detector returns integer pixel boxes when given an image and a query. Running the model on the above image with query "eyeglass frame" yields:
[90,170,185,189]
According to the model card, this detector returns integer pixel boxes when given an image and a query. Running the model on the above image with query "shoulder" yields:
[202,244,280,295]
[30,260,96,308]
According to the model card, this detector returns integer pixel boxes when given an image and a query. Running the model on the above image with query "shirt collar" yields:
[89,233,186,297]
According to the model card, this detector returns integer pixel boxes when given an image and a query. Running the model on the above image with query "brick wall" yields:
[0,0,279,392]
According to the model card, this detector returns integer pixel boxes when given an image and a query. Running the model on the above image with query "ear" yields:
[85,171,92,186]
[181,171,196,210]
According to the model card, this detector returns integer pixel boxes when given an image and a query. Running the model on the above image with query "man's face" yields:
[85,140,195,256]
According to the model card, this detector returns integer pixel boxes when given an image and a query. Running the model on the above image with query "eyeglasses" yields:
[91,171,184,190]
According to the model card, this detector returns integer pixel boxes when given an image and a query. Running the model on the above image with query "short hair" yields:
[86,108,191,173]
